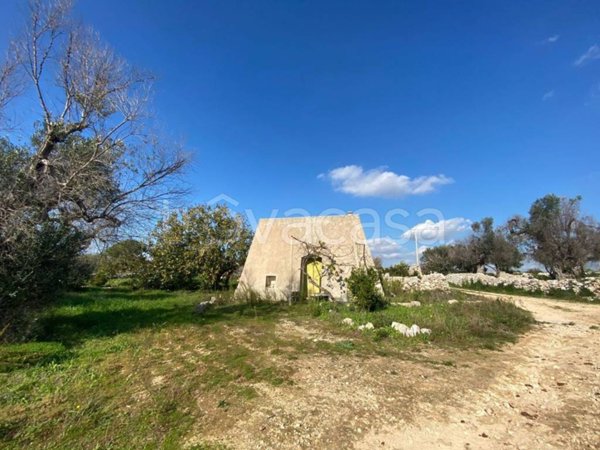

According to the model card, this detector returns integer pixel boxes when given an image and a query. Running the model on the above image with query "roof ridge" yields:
[259,214,358,221]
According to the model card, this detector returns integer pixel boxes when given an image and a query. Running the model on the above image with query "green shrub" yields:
[90,272,109,287]
[347,267,387,311]
[384,262,410,277]
[94,240,147,284]
[382,278,404,297]
[308,300,327,317]
[104,278,138,289]
[0,220,86,342]
[373,327,391,341]
[142,204,252,290]
[65,254,99,289]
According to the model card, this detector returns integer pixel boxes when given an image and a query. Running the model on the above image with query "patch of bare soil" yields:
[192,294,600,449]
[275,319,347,343]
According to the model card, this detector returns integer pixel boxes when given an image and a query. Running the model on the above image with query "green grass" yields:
[0,287,534,449]
[0,288,291,449]
[312,290,533,350]
[452,280,598,303]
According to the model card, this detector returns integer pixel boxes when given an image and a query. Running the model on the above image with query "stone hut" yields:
[235,214,375,301]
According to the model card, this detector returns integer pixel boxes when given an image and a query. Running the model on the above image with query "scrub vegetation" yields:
[0,287,533,449]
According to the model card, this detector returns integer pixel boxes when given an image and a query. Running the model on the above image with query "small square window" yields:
[265,275,277,289]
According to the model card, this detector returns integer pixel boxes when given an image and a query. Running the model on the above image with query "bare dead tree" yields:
[0,0,188,337]
[0,51,22,123]
[0,0,187,242]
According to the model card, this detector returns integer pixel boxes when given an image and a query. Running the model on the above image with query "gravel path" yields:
[194,292,600,449]
[357,291,600,449]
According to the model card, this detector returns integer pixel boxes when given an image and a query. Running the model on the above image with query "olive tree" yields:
[421,243,480,274]
[0,0,186,232]
[470,217,522,274]
[384,262,410,277]
[421,218,522,275]
[143,204,253,290]
[508,194,600,279]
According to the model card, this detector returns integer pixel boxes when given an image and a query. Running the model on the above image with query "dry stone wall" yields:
[386,273,450,291]
[387,272,600,300]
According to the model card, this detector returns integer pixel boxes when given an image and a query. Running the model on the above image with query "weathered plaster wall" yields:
[236,214,374,301]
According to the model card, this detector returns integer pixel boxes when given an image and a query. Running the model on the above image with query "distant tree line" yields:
[421,194,600,279]
[382,262,411,277]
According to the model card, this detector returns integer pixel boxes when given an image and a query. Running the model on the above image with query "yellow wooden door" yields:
[306,260,322,296]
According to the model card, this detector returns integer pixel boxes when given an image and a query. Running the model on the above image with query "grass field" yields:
[0,288,533,449]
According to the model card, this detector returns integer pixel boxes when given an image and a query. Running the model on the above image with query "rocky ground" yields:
[194,291,600,449]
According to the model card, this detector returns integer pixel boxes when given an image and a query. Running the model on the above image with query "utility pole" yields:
[414,230,420,268]
[414,230,422,276]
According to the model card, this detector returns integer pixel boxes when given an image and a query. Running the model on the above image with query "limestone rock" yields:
[387,272,599,300]
[391,322,408,334]
[446,272,599,300]
[386,273,450,292]
[397,300,422,308]
[194,298,216,314]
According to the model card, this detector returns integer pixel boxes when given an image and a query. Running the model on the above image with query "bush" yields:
[94,240,147,285]
[382,278,404,297]
[104,278,138,289]
[373,327,392,341]
[66,254,100,289]
[347,267,386,311]
[308,300,326,317]
[142,204,252,290]
[1,221,86,342]
[384,262,410,277]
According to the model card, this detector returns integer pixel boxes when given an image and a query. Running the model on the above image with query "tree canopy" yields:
[421,217,522,275]
[142,204,253,290]
[508,194,600,279]
[0,0,186,339]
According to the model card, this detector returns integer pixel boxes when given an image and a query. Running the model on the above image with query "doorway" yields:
[301,255,322,299]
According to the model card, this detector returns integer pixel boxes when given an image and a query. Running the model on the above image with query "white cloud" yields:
[542,90,555,101]
[367,218,472,263]
[401,217,472,243]
[367,237,429,264]
[545,35,560,43]
[367,237,403,260]
[320,165,453,198]
[574,44,600,67]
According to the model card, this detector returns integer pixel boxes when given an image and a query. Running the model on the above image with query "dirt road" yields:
[198,293,600,449]
[356,291,600,449]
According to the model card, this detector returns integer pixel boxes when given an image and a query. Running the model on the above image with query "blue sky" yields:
[1,0,599,264]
